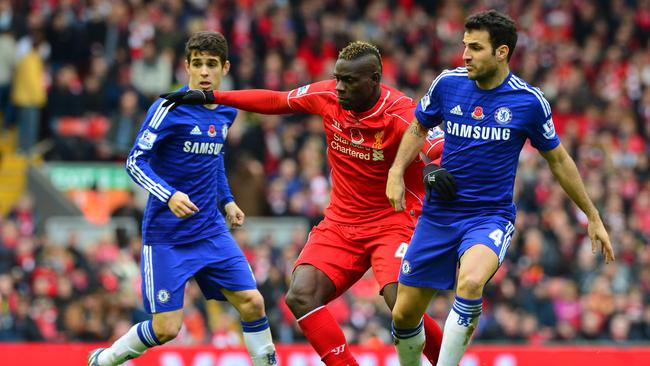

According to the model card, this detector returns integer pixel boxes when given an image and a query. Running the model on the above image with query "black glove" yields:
[159,89,215,110]
[423,163,457,202]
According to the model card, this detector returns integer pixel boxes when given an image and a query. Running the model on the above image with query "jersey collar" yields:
[342,85,390,129]
[471,71,513,94]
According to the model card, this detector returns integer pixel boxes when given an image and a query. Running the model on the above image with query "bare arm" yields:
[540,144,598,217]
[386,119,429,211]
[540,144,615,263]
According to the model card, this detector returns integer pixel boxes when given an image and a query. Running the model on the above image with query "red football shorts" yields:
[294,217,414,300]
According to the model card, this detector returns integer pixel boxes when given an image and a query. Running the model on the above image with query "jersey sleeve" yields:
[216,152,234,209]
[422,126,444,164]
[223,106,238,128]
[125,99,177,203]
[391,99,444,163]
[523,91,561,151]
[217,109,236,209]
[216,89,293,114]
[415,72,447,128]
[286,80,337,115]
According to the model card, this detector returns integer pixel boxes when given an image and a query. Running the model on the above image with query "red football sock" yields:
[423,314,443,365]
[297,306,358,366]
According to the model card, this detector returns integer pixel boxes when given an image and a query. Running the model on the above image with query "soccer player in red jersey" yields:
[161,41,453,366]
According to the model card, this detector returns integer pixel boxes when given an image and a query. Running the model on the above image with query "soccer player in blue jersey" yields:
[88,32,277,366]
[385,10,615,366]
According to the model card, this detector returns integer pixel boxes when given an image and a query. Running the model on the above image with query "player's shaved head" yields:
[338,41,382,74]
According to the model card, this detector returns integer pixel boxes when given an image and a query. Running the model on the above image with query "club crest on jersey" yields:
[156,289,170,304]
[372,130,384,149]
[350,128,364,145]
[494,107,512,124]
[471,106,484,120]
[401,260,412,275]
[222,124,229,139]
[208,124,217,137]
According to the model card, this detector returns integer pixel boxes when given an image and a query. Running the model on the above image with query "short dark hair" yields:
[338,41,382,73]
[465,10,517,62]
[185,31,228,64]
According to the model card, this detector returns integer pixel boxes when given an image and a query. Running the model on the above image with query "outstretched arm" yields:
[162,81,335,115]
[214,89,293,114]
[540,143,615,263]
[387,119,429,211]
[161,89,294,114]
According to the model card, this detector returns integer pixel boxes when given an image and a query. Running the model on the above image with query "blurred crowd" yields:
[0,0,649,347]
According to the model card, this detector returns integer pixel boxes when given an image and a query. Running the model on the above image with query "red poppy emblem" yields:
[350,128,364,144]
[471,106,484,120]
[208,124,217,137]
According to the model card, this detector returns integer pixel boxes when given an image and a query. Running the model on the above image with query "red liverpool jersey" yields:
[286,80,442,226]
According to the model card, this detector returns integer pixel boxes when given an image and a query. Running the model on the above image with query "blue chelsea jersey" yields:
[126,86,237,245]
[415,67,560,217]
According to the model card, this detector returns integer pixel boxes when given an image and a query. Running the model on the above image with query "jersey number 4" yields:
[488,229,504,247]
[394,242,409,258]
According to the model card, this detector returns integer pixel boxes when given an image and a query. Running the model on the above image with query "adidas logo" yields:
[190,126,202,135]
[450,105,463,116]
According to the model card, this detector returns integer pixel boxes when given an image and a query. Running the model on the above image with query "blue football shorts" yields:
[399,213,515,290]
[140,231,257,313]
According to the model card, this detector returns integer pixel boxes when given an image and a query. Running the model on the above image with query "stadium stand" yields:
[0,0,648,355]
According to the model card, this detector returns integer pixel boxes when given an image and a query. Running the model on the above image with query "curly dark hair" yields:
[338,41,382,73]
[465,10,518,62]
[185,31,228,64]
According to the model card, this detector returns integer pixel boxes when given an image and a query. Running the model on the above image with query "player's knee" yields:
[457,272,487,297]
[391,305,418,328]
[285,285,317,315]
[236,291,266,320]
[153,318,182,343]
[284,288,304,312]
[391,307,408,326]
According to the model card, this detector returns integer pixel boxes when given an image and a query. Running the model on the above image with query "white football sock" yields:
[241,316,277,365]
[436,296,482,366]
[392,320,425,366]
[98,320,161,365]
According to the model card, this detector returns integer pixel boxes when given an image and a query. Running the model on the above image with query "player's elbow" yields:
[541,144,569,167]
